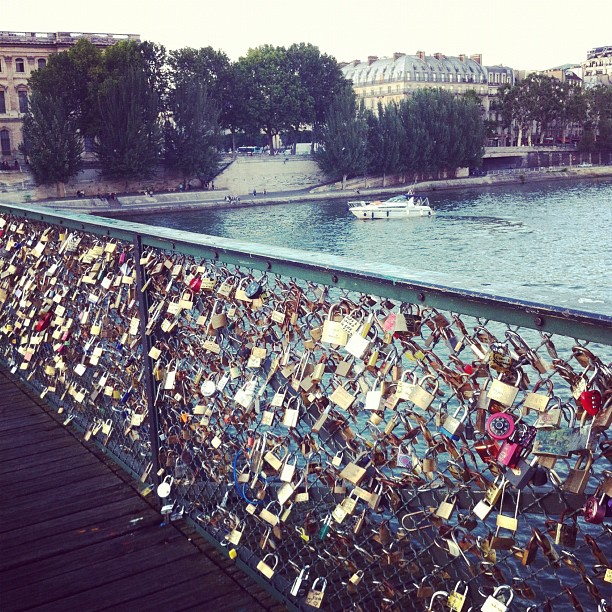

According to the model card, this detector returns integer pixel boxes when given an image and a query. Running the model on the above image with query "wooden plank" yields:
[133,577,269,612]
[0,435,77,461]
[0,451,99,485]
[2,531,195,609]
[0,410,51,431]
[0,481,134,531]
[0,444,88,475]
[25,554,237,612]
[0,481,147,544]
[0,428,75,452]
[1,460,111,499]
[1,527,184,592]
[0,506,161,573]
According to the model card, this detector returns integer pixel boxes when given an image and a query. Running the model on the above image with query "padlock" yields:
[256,553,278,579]
[156,475,174,498]
[408,374,439,410]
[440,404,468,440]
[580,389,602,416]
[481,585,514,611]
[505,456,538,489]
[305,577,327,608]
[489,343,514,373]
[396,370,417,400]
[583,489,612,524]
[447,581,468,611]
[473,476,503,520]
[290,565,310,597]
[364,377,384,411]
[490,488,520,549]
[562,451,593,495]
[321,304,348,346]
[486,412,515,441]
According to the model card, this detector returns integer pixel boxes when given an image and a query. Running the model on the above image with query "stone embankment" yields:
[1,156,611,215]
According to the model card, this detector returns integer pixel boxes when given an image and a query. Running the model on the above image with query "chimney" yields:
[416,50,426,60]
[434,52,445,60]
[367,55,378,65]
[470,53,482,65]
[458,54,466,62]
[352,59,360,66]
[393,52,405,61]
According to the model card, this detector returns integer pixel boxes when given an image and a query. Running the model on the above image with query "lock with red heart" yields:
[579,389,602,416]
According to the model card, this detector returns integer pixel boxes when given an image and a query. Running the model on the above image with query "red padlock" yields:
[579,389,602,416]
[189,276,202,292]
[35,311,53,332]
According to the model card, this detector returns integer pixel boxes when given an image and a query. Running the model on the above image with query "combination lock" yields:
[486,412,515,440]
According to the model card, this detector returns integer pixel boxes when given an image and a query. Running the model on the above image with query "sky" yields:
[4,0,612,70]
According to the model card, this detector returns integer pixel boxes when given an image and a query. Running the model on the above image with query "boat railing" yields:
[0,201,610,611]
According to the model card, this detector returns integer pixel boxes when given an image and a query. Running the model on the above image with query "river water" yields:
[119,178,612,315]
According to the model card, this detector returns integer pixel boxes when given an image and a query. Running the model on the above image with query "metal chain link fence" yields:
[0,209,610,612]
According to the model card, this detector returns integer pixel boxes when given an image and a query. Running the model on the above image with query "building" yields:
[582,45,612,86]
[340,51,514,117]
[0,31,140,163]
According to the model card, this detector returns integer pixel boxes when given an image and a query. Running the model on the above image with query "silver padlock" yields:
[481,585,514,611]
[441,404,468,440]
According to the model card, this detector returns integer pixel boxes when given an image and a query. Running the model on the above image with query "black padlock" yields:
[530,465,548,486]
[245,280,264,299]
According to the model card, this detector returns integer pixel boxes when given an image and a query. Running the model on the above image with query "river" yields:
[118,178,612,315]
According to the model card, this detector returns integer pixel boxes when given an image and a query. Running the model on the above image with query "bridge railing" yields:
[0,202,611,612]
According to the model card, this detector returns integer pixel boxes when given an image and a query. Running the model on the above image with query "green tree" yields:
[28,39,104,136]
[165,79,221,187]
[286,43,348,152]
[95,67,162,184]
[366,102,404,185]
[316,85,368,189]
[20,92,83,196]
[236,45,306,154]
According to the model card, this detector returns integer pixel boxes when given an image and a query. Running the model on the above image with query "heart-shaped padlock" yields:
[579,389,602,416]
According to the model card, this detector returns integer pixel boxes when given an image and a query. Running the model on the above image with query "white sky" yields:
[5,0,612,70]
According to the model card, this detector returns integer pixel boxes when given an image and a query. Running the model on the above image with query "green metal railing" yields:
[0,202,611,612]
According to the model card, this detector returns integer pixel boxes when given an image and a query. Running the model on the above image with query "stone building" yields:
[340,51,514,117]
[0,31,140,164]
[582,45,612,87]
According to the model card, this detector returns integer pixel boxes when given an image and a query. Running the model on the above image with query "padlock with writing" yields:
[305,577,327,608]
[321,303,348,346]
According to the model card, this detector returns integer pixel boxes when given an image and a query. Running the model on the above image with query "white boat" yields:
[347,192,434,220]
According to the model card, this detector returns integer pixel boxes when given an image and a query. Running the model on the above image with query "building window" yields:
[432,73,437,81]
[15,58,25,73]
[0,59,2,72]
[0,130,10,156]
[440,73,445,82]
[0,91,5,114]
[387,86,391,93]
[448,74,453,82]
[406,72,411,81]
[18,91,28,113]
[37,58,47,70]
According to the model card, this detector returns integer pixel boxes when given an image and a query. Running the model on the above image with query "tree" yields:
[236,45,306,154]
[316,85,368,189]
[366,102,404,185]
[286,43,347,152]
[27,39,104,137]
[95,67,162,184]
[20,92,83,196]
[165,79,221,187]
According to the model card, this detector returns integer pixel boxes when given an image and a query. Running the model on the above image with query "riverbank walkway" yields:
[0,368,284,612]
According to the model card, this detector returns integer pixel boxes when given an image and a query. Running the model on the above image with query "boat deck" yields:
[0,368,284,612]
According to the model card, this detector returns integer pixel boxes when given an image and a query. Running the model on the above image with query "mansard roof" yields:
[342,52,489,84]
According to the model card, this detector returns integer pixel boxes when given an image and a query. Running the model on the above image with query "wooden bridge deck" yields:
[0,369,285,612]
